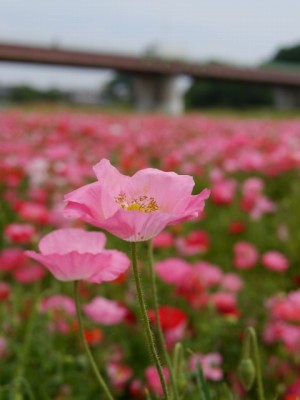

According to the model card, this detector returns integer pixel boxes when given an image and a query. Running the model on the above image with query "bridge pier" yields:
[273,87,300,109]
[132,74,184,114]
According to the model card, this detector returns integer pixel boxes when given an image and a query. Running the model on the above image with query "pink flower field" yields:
[1,110,300,399]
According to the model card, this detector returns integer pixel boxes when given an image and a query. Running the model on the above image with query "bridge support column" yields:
[273,87,300,109]
[132,74,184,114]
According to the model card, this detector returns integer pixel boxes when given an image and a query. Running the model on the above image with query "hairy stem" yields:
[130,242,169,400]
[73,281,114,400]
[14,284,40,400]
[147,239,180,400]
[247,327,266,400]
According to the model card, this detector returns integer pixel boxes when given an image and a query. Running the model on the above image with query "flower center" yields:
[115,193,159,213]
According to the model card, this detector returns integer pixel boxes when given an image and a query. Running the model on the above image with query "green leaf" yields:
[195,360,212,400]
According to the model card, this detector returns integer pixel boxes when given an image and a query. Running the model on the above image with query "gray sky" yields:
[1,0,300,89]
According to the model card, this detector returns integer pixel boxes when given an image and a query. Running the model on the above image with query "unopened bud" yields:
[238,358,256,391]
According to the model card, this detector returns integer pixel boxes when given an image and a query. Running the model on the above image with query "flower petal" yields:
[38,228,106,255]
[25,250,129,282]
[130,168,195,213]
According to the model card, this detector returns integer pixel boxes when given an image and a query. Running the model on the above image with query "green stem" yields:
[147,240,180,400]
[247,327,266,400]
[173,343,183,382]
[14,283,40,400]
[130,242,169,400]
[73,281,114,400]
[10,378,35,400]
[242,329,251,359]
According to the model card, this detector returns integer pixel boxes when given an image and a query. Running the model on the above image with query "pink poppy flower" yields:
[211,179,237,206]
[17,202,50,225]
[152,231,174,248]
[64,159,210,242]
[0,248,27,272]
[164,322,187,350]
[176,230,210,255]
[107,362,133,390]
[155,258,191,286]
[0,282,11,301]
[193,261,223,287]
[269,291,300,322]
[189,352,223,381]
[176,262,222,308]
[83,297,127,325]
[233,241,258,269]
[242,177,264,197]
[40,294,76,334]
[221,273,244,292]
[145,365,170,396]
[13,263,45,284]
[211,292,239,317]
[264,321,300,352]
[241,178,276,219]
[262,251,289,272]
[4,223,36,244]
[177,279,209,309]
[25,228,130,283]
[40,295,76,316]
[250,196,277,220]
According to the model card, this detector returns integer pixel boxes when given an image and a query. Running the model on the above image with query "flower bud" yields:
[238,358,256,391]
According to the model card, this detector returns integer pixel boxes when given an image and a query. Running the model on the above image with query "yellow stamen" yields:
[127,203,143,211]
[115,192,159,213]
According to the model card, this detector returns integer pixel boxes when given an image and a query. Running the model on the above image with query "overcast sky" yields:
[1,0,300,89]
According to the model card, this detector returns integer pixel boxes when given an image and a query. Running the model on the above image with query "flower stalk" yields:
[130,242,169,400]
[241,327,266,400]
[14,283,40,400]
[73,280,114,400]
[147,239,180,400]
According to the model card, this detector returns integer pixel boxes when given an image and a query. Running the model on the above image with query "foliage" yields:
[9,85,65,103]
[272,43,300,64]
[185,80,272,110]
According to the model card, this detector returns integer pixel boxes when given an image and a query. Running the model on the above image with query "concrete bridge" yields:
[1,42,300,113]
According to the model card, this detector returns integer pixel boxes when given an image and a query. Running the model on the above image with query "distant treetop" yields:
[272,43,300,64]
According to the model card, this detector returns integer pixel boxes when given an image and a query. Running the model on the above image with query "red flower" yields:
[211,292,240,317]
[84,328,104,346]
[148,306,187,330]
[176,230,210,255]
[228,221,245,235]
[0,282,11,301]
[5,223,36,244]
